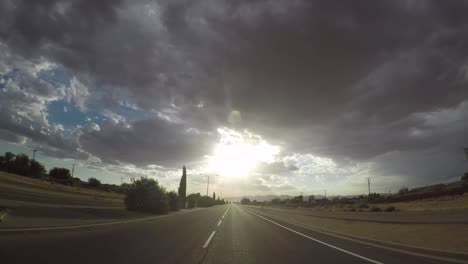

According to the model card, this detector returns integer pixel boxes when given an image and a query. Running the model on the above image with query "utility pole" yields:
[120,178,124,185]
[32,149,37,161]
[71,164,77,178]
[207,175,210,196]
[324,190,327,199]
[366,177,371,195]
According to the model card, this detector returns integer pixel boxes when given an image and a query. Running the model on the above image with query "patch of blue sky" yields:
[112,103,151,122]
[0,69,21,89]
[47,100,105,129]
[37,67,71,88]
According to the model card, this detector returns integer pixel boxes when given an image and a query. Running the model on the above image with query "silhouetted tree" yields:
[291,195,303,204]
[198,195,216,207]
[308,195,315,203]
[213,192,216,200]
[49,167,72,185]
[167,191,180,211]
[4,152,15,172]
[29,159,46,178]
[0,155,5,171]
[87,177,102,187]
[187,193,201,208]
[12,153,30,176]
[178,166,187,209]
[271,198,281,204]
[240,197,251,205]
[462,173,468,182]
[398,187,409,195]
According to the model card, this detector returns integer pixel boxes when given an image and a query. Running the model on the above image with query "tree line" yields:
[0,151,114,191]
[124,166,226,214]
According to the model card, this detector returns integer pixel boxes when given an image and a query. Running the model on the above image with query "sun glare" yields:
[208,128,279,177]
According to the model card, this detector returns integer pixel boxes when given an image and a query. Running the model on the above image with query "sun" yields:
[207,128,279,177]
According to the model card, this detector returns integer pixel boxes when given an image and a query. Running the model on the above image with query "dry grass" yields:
[295,193,468,212]
[0,171,124,200]
[252,207,468,253]
[373,193,468,211]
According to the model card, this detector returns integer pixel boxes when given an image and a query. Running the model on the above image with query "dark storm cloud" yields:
[79,117,215,167]
[1,0,468,185]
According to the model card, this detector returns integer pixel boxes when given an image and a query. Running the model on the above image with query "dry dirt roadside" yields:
[0,172,130,229]
[250,205,468,224]
[247,205,468,253]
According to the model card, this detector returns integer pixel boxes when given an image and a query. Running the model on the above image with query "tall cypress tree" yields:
[213,192,216,200]
[178,166,187,208]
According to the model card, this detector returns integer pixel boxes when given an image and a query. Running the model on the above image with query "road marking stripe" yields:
[247,208,468,264]
[0,210,8,222]
[203,231,216,248]
[222,206,230,219]
[242,206,383,264]
[202,205,230,249]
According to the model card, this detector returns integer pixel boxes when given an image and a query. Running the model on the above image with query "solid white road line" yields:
[241,206,384,264]
[217,220,222,227]
[0,210,8,222]
[247,208,468,264]
[203,231,216,248]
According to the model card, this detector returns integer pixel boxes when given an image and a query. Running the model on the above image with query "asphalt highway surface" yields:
[0,204,464,264]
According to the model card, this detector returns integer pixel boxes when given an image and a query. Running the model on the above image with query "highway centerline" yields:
[203,231,216,248]
[202,205,230,249]
[239,205,384,264]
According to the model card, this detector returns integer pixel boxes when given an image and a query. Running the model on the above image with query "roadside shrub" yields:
[49,167,73,185]
[187,193,201,208]
[384,206,396,212]
[398,187,409,195]
[198,196,215,207]
[87,177,102,187]
[167,191,180,211]
[369,206,382,212]
[357,203,369,209]
[240,197,251,205]
[124,177,169,214]
[462,173,468,182]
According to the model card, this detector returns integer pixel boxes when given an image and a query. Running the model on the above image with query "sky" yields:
[0,0,467,197]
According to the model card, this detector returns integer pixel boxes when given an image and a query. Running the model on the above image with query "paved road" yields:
[0,204,464,264]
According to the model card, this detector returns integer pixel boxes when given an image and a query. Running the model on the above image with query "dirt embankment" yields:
[0,172,141,228]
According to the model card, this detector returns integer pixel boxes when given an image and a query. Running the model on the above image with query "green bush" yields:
[167,191,180,211]
[369,206,382,212]
[198,196,215,207]
[384,206,396,212]
[124,177,169,214]
[187,193,201,208]
[462,173,468,182]
[49,167,73,185]
[87,177,102,187]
